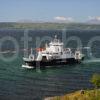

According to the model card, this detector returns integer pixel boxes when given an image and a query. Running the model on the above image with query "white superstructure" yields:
[38,35,74,61]
[22,35,85,68]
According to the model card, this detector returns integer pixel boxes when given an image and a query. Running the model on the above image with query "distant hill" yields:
[87,19,100,24]
[0,22,100,30]
[17,19,34,23]
[87,17,100,24]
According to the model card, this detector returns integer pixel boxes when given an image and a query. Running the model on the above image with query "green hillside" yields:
[0,22,100,30]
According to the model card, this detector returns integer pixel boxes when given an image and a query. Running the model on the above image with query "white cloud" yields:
[88,16,100,21]
[54,16,74,22]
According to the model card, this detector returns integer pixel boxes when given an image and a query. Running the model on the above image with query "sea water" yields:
[0,29,100,100]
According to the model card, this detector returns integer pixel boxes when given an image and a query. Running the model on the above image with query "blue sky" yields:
[0,0,100,22]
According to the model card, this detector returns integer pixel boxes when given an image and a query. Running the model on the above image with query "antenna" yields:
[31,48,33,55]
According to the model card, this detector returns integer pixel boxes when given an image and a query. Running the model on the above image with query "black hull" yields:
[23,58,84,68]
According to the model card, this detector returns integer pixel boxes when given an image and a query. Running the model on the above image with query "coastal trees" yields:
[90,73,100,88]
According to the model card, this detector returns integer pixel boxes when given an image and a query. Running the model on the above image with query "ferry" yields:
[22,35,84,69]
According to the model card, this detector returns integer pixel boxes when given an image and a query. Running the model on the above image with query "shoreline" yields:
[44,89,100,100]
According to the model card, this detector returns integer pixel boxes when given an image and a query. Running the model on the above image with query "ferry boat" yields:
[22,35,84,69]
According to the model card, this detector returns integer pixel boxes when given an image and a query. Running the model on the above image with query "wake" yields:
[83,58,100,63]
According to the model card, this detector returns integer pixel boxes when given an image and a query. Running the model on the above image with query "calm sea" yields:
[0,29,100,100]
